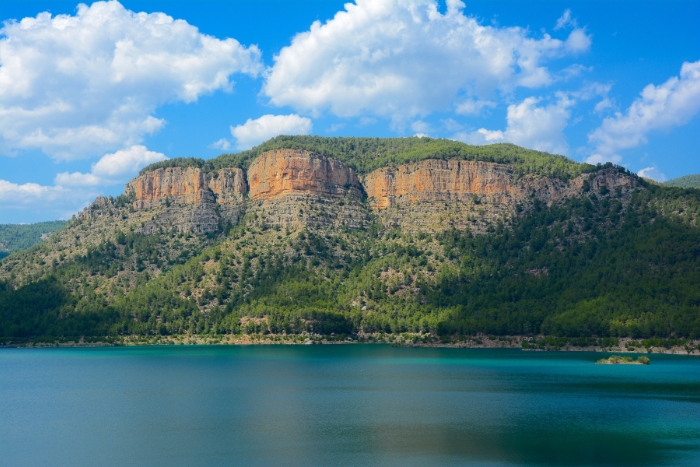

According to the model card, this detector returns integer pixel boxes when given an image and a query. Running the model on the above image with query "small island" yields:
[597,355,650,365]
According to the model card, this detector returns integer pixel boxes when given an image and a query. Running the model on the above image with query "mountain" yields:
[1,136,699,342]
[665,174,700,189]
[0,221,68,260]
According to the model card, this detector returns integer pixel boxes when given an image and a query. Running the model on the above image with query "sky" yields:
[0,0,699,223]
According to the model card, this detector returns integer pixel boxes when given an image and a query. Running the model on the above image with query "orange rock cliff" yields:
[247,149,363,200]
[362,159,522,210]
[126,167,247,209]
[104,148,636,233]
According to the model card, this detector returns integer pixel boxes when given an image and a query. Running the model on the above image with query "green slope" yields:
[1,179,699,340]
[1,137,699,341]
[665,174,700,188]
[0,221,67,258]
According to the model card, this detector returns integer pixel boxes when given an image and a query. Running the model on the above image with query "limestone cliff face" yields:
[127,167,247,209]
[207,168,248,205]
[247,149,363,200]
[246,150,368,228]
[363,160,522,209]
[363,159,639,233]
[122,167,247,234]
[101,151,638,235]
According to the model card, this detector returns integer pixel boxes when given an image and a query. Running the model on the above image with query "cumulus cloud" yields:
[454,93,574,154]
[454,98,496,116]
[263,0,591,121]
[209,138,232,151]
[1,144,165,218]
[55,145,166,187]
[588,60,700,160]
[230,114,312,150]
[0,1,263,160]
[637,167,666,182]
[0,179,96,218]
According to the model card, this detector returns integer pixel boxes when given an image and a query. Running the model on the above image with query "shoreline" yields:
[3,334,700,356]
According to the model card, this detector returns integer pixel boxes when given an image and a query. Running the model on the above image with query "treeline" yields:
[0,220,67,255]
[139,135,593,179]
[665,173,700,189]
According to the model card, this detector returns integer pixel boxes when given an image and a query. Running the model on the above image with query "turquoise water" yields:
[1,346,699,466]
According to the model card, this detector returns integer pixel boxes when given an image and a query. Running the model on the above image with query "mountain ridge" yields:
[1,137,699,343]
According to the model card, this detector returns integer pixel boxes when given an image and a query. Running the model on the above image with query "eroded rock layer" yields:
[94,150,639,235]
[363,160,522,210]
[247,149,363,200]
[127,167,247,209]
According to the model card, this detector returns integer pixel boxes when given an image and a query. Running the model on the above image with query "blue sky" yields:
[1,0,699,223]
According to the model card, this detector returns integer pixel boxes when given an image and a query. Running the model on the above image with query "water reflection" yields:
[1,346,699,466]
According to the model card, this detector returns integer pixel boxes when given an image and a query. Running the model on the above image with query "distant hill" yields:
[0,221,67,258]
[665,174,700,188]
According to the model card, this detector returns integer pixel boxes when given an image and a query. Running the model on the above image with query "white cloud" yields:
[637,167,666,182]
[594,97,613,113]
[411,120,433,134]
[230,114,312,150]
[454,98,496,116]
[0,1,263,160]
[589,60,700,157]
[55,145,166,187]
[209,138,232,151]
[555,9,575,30]
[454,93,574,154]
[0,179,96,216]
[54,172,102,187]
[585,153,621,165]
[1,144,165,218]
[326,123,346,133]
[263,0,591,121]
[442,118,462,131]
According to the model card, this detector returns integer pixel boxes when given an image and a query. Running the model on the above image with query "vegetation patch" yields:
[597,355,650,365]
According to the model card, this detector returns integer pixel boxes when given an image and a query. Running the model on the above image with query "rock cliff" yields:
[362,160,638,233]
[246,149,367,228]
[127,167,247,209]
[120,167,247,234]
[247,149,363,200]
[92,150,637,235]
[363,160,522,209]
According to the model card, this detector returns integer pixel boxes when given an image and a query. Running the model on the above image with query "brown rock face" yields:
[363,160,639,233]
[363,159,522,210]
[247,149,363,201]
[111,151,638,236]
[207,168,248,205]
[127,167,247,209]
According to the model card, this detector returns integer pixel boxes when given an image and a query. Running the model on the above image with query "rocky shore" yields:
[3,334,700,356]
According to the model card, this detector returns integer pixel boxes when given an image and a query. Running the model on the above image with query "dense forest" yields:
[2,137,700,343]
[0,221,67,259]
[665,173,700,188]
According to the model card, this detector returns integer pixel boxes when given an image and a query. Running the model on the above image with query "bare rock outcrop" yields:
[127,167,247,209]
[363,160,639,233]
[86,150,639,236]
[247,149,363,200]
[363,160,523,209]
[120,167,247,234]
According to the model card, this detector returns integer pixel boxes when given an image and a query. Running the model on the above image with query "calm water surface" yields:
[1,345,699,466]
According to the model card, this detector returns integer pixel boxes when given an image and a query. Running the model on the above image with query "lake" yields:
[1,345,699,466]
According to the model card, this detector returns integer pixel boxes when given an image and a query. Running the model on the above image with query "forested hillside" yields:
[0,221,67,260]
[665,174,700,188]
[1,137,699,343]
